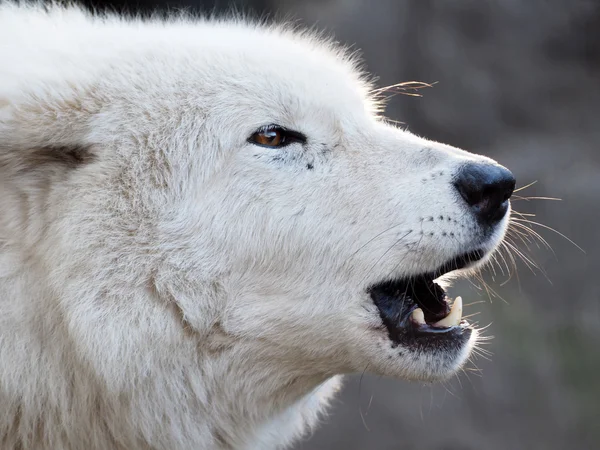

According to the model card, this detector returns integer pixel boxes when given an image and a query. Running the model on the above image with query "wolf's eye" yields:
[248,125,306,148]
[253,129,284,147]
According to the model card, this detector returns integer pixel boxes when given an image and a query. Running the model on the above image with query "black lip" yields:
[430,249,485,278]
[368,250,484,345]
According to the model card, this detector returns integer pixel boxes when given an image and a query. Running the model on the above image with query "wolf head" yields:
[0,5,514,398]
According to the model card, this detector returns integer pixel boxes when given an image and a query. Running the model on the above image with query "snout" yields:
[454,162,516,226]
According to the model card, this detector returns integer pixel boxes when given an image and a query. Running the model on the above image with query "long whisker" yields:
[511,195,562,202]
[503,239,538,273]
[513,180,538,193]
[506,227,535,249]
[357,364,371,432]
[494,248,513,282]
[509,220,553,251]
[370,81,435,95]
[499,241,521,289]
[511,217,585,253]
[359,230,413,286]
[349,223,404,259]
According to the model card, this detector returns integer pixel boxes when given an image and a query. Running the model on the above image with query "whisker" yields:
[349,223,404,259]
[511,195,562,202]
[463,301,486,307]
[358,364,371,432]
[499,241,520,289]
[471,350,492,362]
[489,253,500,277]
[441,379,460,398]
[359,230,414,286]
[509,220,553,251]
[370,81,435,95]
[462,312,481,319]
[506,229,535,254]
[472,344,493,355]
[513,180,537,193]
[467,358,482,372]
[472,345,493,357]
[381,117,407,127]
[473,272,493,303]
[503,240,540,275]
[495,244,514,281]
[511,218,585,253]
[476,322,494,333]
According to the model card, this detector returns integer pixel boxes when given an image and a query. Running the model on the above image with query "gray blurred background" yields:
[80,0,600,448]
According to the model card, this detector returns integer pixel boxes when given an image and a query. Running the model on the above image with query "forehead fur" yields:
[0,2,379,120]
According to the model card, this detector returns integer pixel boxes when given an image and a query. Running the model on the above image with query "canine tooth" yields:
[411,308,425,325]
[433,296,462,327]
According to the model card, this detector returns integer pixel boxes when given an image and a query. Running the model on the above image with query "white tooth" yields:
[433,296,462,328]
[411,308,426,325]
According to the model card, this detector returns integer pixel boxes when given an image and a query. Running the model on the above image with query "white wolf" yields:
[0,2,516,449]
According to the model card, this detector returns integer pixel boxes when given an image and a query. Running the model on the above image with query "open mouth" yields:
[368,250,484,345]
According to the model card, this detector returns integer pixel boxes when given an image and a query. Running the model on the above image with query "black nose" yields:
[454,162,516,225]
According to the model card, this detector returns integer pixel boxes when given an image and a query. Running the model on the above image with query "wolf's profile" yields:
[0,3,515,449]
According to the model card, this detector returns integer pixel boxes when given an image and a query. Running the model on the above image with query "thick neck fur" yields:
[0,236,338,449]
[0,175,339,449]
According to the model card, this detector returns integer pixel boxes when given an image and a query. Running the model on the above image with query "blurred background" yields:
[78,0,600,448]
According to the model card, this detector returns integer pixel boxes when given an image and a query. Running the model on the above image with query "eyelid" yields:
[255,124,307,146]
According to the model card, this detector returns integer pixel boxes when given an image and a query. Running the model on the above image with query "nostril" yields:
[453,174,483,207]
[454,162,515,225]
[503,179,516,202]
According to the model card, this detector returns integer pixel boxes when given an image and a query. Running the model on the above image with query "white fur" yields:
[0,3,509,449]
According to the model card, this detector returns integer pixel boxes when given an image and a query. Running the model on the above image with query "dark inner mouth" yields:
[368,249,484,343]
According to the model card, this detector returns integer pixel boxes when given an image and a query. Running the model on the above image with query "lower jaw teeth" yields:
[410,296,463,328]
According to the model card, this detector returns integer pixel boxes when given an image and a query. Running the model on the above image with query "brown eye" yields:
[253,129,284,147]
[248,125,307,148]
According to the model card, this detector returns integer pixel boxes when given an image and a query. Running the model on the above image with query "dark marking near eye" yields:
[306,163,314,170]
[19,145,95,173]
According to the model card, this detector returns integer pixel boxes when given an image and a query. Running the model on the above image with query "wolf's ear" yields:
[0,94,97,179]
